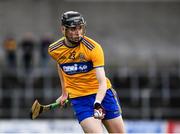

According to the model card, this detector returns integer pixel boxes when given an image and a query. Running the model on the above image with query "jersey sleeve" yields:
[48,38,64,61]
[48,45,57,61]
[91,43,105,68]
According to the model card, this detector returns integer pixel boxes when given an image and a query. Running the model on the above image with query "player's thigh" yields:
[80,117,103,133]
[103,116,125,133]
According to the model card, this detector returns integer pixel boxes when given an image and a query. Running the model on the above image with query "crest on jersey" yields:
[79,53,86,62]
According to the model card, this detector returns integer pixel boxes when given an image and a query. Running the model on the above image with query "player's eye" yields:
[69,26,82,31]
[69,27,76,31]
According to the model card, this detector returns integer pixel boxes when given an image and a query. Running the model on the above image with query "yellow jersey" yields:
[48,36,111,98]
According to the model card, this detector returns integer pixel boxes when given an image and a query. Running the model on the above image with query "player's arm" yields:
[56,63,68,105]
[95,67,107,103]
[91,43,107,103]
[93,67,107,119]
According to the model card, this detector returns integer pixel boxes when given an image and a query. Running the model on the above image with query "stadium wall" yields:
[0,119,180,133]
[0,0,180,66]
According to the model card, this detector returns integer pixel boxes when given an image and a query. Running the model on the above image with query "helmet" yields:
[61,11,86,27]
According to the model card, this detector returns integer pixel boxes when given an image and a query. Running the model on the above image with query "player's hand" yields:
[93,102,105,119]
[56,93,68,107]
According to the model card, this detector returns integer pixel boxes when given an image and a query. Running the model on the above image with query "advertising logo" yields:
[60,61,93,75]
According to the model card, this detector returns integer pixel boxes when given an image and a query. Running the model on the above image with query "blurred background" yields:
[0,0,180,133]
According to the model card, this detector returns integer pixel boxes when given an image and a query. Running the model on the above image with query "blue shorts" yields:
[70,88,122,123]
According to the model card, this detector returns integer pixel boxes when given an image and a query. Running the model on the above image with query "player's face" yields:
[63,25,84,43]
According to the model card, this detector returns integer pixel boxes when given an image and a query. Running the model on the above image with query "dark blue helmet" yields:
[61,11,86,27]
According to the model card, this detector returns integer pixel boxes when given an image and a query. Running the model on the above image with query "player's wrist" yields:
[94,101,104,110]
[94,100,101,105]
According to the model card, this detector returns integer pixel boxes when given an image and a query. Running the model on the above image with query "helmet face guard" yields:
[61,11,86,44]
